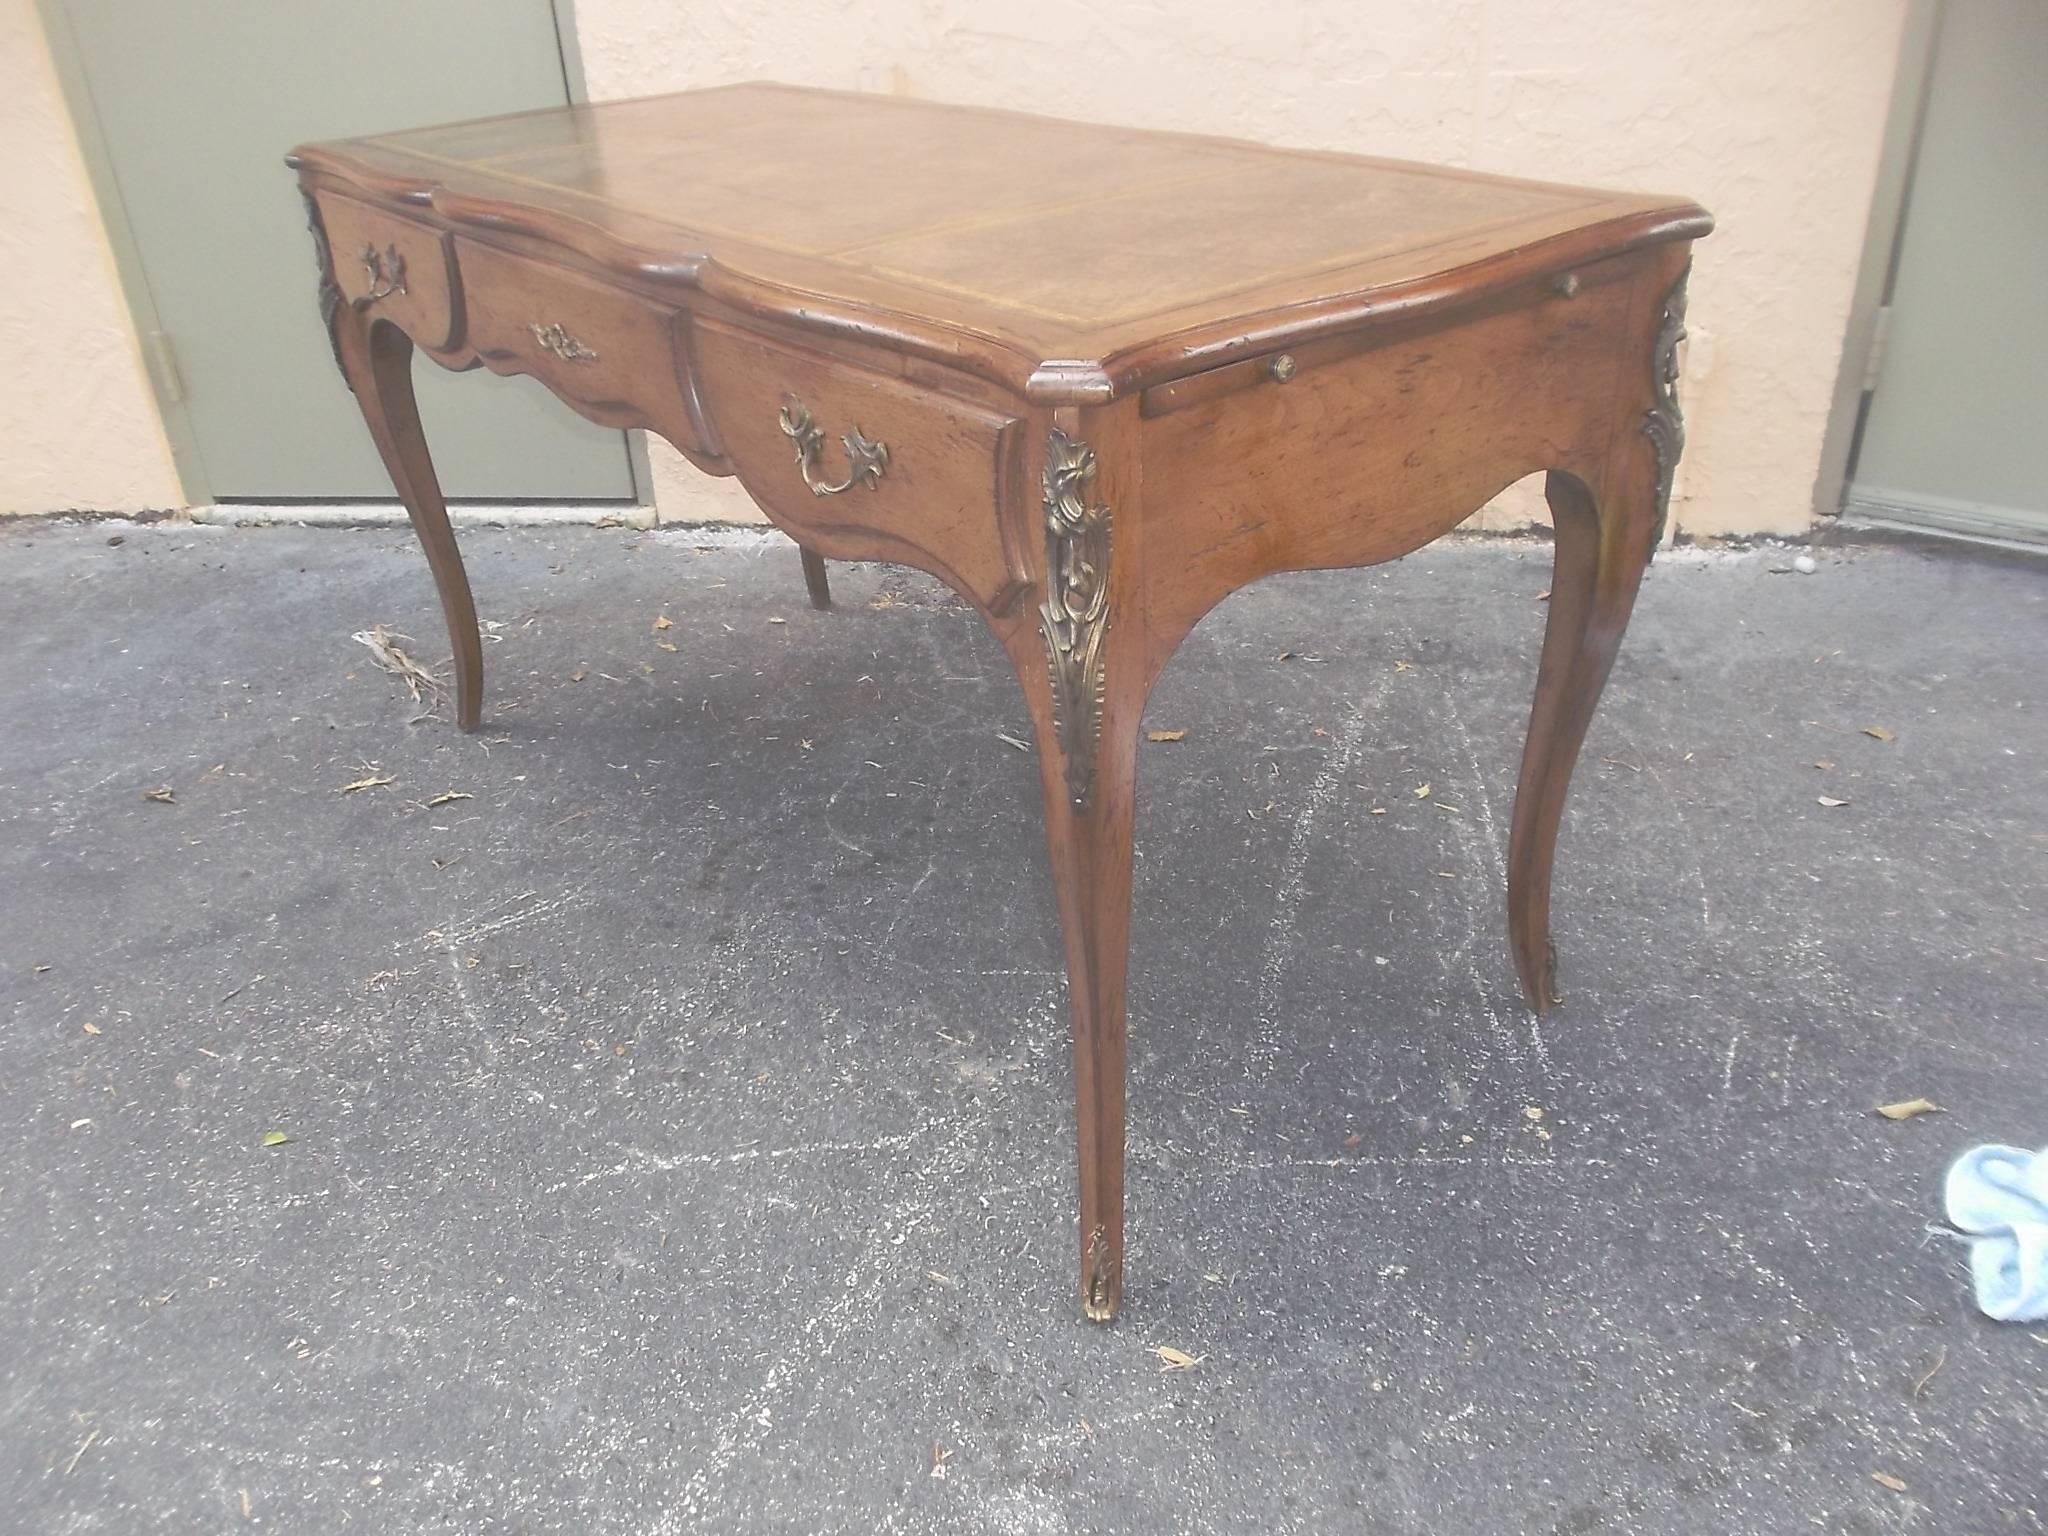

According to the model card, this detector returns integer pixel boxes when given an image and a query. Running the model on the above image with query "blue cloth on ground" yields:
[1944,1143,2048,1322]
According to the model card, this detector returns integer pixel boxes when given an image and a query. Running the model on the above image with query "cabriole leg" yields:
[1031,697,1142,1323]
[1505,467,1652,1010]
[1507,263,1687,1011]
[332,309,484,732]
[999,422,1145,1321]
[799,545,832,610]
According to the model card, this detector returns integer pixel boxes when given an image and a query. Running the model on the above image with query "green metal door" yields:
[1847,0,2048,542]
[50,0,637,502]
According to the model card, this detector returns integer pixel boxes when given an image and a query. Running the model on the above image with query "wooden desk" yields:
[288,83,1709,1321]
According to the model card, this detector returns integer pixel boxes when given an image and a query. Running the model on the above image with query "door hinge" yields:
[144,330,185,404]
[1861,305,1893,394]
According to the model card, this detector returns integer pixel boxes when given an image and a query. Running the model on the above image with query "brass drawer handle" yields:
[777,395,889,495]
[529,322,599,364]
[356,243,406,306]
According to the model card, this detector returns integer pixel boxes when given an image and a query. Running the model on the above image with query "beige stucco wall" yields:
[576,0,1910,539]
[5,2,1906,537]
[2,0,182,517]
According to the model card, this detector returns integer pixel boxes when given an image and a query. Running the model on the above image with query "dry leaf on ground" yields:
[1871,1472,1907,1492]
[1414,783,1432,799]
[1864,725,1896,741]
[1147,729,1188,743]
[425,791,473,807]
[261,1130,291,1148]
[1156,1346,1204,1371]
[142,786,175,803]
[1818,796,1850,808]
[62,1430,100,1478]
[351,625,442,707]
[1913,1346,1946,1397]
[1875,1098,1943,1120]
[653,614,672,630]
[340,774,396,794]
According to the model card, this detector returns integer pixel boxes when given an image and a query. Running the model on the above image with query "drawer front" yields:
[691,318,1030,613]
[452,238,710,453]
[317,193,458,350]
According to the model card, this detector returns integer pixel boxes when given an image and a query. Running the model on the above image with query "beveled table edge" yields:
[287,91,1711,407]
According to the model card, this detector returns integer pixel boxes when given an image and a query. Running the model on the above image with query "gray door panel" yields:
[57,0,636,501]
[1850,0,2048,537]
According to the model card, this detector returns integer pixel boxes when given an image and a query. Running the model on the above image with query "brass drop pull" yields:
[528,323,598,364]
[356,243,406,306]
[777,395,889,496]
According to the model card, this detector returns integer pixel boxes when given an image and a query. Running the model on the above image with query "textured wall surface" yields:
[2,0,182,516]
[576,0,1909,537]
[5,3,1908,534]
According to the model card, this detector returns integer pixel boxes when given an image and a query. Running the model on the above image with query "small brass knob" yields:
[1268,353,1297,382]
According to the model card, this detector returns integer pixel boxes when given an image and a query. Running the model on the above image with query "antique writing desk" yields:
[288,83,1708,1321]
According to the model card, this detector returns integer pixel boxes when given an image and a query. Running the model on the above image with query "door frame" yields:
[34,0,651,510]
[1811,0,1944,528]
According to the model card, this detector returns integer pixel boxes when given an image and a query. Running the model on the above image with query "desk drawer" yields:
[453,239,705,448]
[690,318,1028,609]
[316,194,458,350]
